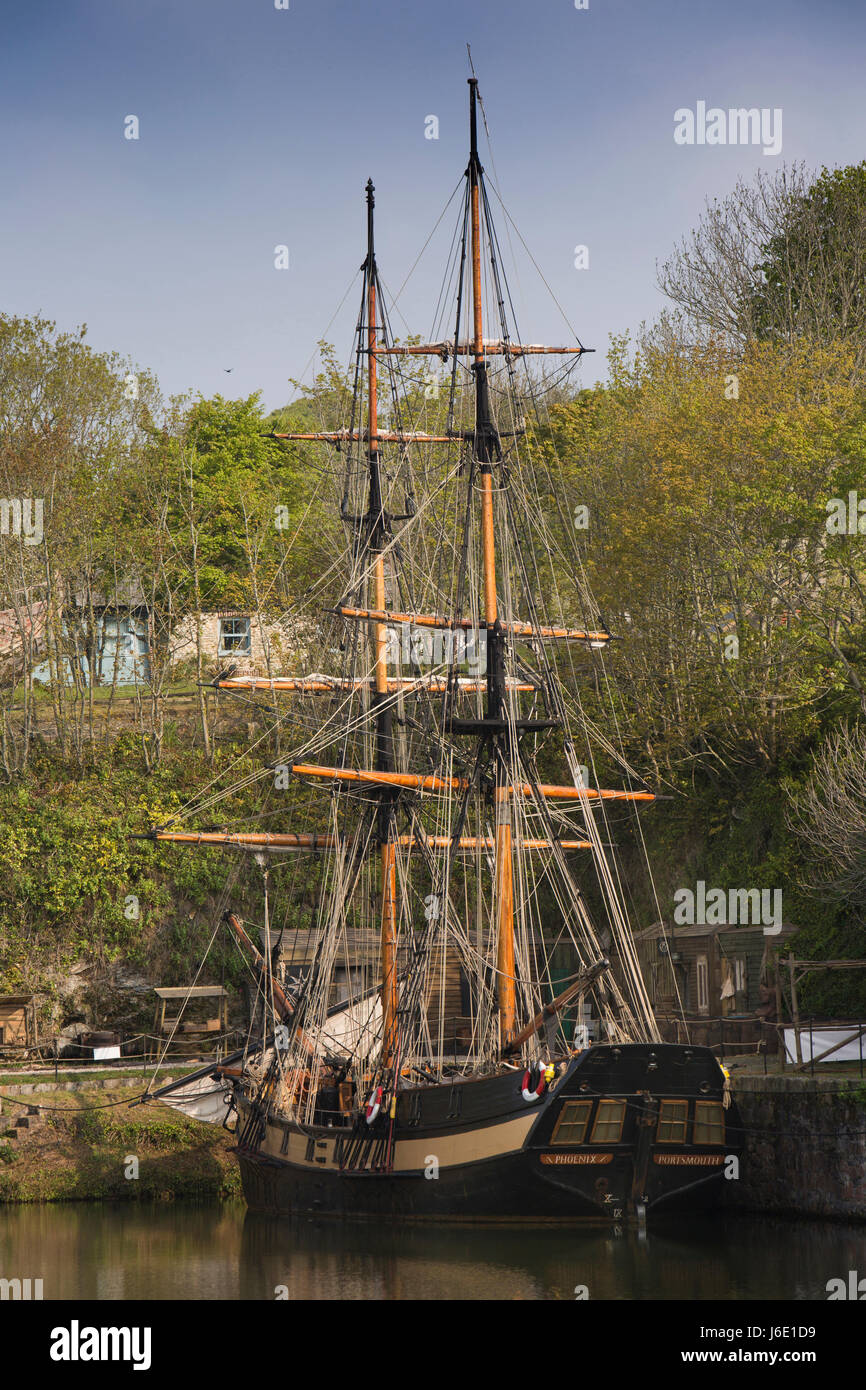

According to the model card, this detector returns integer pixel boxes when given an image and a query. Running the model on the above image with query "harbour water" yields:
[0,1203,863,1301]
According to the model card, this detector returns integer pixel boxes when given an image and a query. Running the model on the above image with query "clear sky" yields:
[2,0,864,410]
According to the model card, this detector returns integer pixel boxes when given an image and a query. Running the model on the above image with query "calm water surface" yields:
[0,1203,863,1300]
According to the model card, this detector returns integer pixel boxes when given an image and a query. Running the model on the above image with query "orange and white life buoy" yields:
[365,1085,384,1124]
[521,1065,547,1103]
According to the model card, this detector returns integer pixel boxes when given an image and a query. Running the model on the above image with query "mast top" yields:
[468,77,480,167]
[365,179,375,265]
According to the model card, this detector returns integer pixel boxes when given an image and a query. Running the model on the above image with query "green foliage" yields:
[0,741,285,1001]
[537,333,866,1014]
[752,162,866,343]
[139,390,338,615]
[543,336,866,772]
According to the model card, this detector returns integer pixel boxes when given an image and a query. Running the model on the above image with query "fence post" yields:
[809,1016,814,1077]
[788,955,802,1064]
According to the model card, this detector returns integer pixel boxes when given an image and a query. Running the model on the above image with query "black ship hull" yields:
[234,1042,742,1224]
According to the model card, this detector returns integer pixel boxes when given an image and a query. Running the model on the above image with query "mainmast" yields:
[365,179,399,1070]
[467,79,515,1047]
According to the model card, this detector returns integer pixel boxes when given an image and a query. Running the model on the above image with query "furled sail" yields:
[157,1074,233,1124]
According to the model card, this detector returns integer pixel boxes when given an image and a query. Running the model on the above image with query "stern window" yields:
[656,1099,689,1144]
[590,1099,626,1143]
[550,1100,593,1146]
[693,1100,726,1146]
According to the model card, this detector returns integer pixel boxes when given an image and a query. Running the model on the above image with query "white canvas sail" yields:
[157,1074,233,1124]
[156,994,383,1122]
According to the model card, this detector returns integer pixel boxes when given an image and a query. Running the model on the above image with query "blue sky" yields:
[2,0,864,409]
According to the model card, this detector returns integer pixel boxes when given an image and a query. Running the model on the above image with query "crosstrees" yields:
[338,605,613,644]
[289,762,655,801]
[153,829,594,851]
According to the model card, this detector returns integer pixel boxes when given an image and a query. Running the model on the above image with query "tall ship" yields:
[145,75,740,1223]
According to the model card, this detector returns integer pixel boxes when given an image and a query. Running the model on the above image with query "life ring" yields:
[521,1065,547,1103]
[365,1085,384,1125]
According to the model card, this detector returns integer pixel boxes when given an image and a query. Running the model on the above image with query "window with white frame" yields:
[696,955,709,1015]
[219,616,251,656]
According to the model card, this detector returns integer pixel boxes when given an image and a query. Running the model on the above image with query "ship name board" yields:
[539,1152,613,1165]
[654,1153,725,1165]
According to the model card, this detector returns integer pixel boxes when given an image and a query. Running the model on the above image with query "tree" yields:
[787,721,866,906]
[541,335,866,783]
[0,313,159,772]
[657,162,866,361]
[752,163,866,349]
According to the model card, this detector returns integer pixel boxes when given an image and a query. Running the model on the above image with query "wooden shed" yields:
[261,928,390,981]
[0,995,37,1050]
[619,921,796,1049]
[261,928,580,1052]
[260,927,398,1011]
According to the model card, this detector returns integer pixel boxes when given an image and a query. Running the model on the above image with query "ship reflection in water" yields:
[0,1203,863,1300]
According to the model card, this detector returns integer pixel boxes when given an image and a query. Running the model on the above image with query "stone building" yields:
[168,611,301,677]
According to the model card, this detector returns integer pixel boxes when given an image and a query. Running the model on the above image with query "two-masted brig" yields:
[145,77,740,1223]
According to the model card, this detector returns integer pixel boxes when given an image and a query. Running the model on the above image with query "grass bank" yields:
[0,1087,241,1203]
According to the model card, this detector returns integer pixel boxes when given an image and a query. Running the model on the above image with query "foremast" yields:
[364,178,399,1071]
[467,79,515,1047]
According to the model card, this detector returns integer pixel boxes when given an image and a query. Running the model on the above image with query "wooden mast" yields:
[468,79,516,1047]
[365,179,398,1070]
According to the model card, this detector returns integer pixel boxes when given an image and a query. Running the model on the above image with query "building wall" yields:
[718,929,770,1011]
[31,611,150,687]
[169,612,298,675]
[0,601,48,683]
[425,945,467,1042]
[638,938,720,1016]
[637,930,777,1018]
[30,609,308,687]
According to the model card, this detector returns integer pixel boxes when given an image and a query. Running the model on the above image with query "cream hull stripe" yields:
[257,1112,538,1173]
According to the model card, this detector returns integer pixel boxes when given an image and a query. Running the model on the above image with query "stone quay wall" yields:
[730,1074,866,1220]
